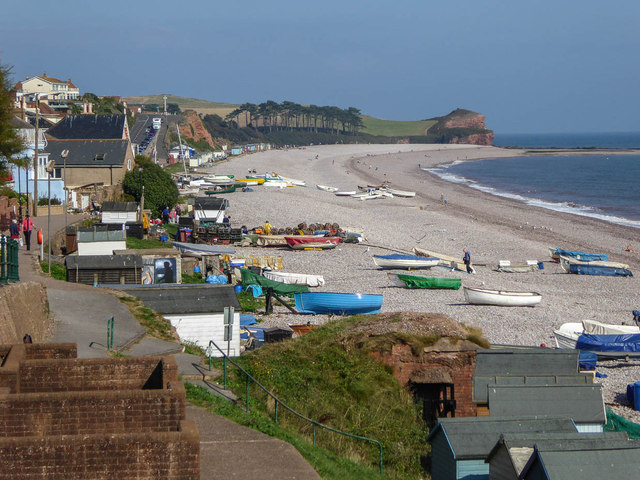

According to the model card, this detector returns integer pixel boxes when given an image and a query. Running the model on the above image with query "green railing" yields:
[0,235,19,284]
[207,339,384,475]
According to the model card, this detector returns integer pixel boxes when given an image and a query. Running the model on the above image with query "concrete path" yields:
[13,213,321,479]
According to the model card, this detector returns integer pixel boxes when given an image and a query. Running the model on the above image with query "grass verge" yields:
[40,262,66,281]
[117,295,178,342]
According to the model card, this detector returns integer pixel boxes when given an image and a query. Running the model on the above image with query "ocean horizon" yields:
[427,132,640,229]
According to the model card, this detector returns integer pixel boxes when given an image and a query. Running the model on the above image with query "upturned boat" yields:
[334,190,357,196]
[294,292,383,315]
[463,286,542,307]
[284,236,342,250]
[263,271,325,287]
[559,256,632,277]
[373,254,439,270]
[394,274,461,290]
[316,184,338,192]
[549,247,609,263]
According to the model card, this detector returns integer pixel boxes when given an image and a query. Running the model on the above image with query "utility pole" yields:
[163,95,167,116]
[33,94,40,217]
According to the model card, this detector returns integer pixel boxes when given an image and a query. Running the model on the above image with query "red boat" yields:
[284,235,342,250]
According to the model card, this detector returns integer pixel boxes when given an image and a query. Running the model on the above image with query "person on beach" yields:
[263,220,272,235]
[21,214,34,251]
[463,249,474,274]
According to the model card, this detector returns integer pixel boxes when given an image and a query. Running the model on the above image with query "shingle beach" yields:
[198,144,640,421]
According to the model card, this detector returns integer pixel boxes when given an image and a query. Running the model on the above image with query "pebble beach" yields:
[197,144,640,421]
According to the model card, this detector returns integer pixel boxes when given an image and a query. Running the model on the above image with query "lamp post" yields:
[32,93,46,218]
[45,159,55,275]
[61,149,69,233]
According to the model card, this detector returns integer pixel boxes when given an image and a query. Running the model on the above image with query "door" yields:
[81,194,90,211]
[412,383,456,428]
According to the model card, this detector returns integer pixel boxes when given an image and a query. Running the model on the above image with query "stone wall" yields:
[0,282,50,345]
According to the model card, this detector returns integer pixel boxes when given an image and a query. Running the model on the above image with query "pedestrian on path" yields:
[10,219,20,241]
[22,214,35,251]
[463,249,474,274]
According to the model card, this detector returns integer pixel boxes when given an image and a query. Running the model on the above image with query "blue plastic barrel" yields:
[234,285,243,294]
[626,381,640,411]
[538,261,544,270]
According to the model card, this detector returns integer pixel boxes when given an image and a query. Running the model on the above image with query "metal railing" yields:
[207,339,384,474]
[0,235,19,284]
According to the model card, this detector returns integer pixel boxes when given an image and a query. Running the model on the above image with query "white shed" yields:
[77,227,126,256]
[101,201,138,224]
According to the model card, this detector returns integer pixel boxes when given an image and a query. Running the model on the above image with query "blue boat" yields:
[576,333,640,358]
[550,247,608,262]
[294,292,383,315]
[560,258,633,277]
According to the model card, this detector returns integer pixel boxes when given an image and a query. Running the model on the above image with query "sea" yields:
[426,132,640,229]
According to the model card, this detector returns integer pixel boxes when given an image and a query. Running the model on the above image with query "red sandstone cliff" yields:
[178,110,217,148]
[427,109,494,145]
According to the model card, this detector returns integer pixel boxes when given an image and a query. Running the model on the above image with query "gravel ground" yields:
[196,144,640,422]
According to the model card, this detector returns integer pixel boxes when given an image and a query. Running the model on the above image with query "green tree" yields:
[0,64,26,186]
[121,156,178,217]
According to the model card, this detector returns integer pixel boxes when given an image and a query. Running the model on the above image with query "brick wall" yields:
[17,356,178,394]
[0,383,186,437]
[0,196,20,233]
[0,420,200,480]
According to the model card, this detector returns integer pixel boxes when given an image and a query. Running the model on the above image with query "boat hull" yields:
[284,236,342,249]
[463,287,542,307]
[373,254,439,270]
[559,256,632,276]
[316,184,338,192]
[294,292,383,315]
[395,274,461,290]
[263,271,325,287]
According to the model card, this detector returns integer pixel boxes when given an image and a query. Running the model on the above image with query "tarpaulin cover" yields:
[241,326,265,342]
[576,333,640,353]
[578,351,597,370]
[240,268,309,297]
[396,274,461,290]
[569,264,633,277]
[240,314,257,326]
[555,249,609,262]
[205,274,228,284]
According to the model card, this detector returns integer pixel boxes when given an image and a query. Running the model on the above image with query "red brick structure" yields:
[0,343,199,479]
[371,338,479,425]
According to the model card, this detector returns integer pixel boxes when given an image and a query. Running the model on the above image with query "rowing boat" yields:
[559,256,632,277]
[284,236,342,250]
[463,286,542,307]
[334,190,357,196]
[373,254,439,269]
[294,292,383,315]
[316,184,338,192]
[263,271,325,287]
[386,188,416,198]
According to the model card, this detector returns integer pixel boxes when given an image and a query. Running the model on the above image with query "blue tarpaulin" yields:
[578,351,597,370]
[576,333,640,353]
[555,248,609,262]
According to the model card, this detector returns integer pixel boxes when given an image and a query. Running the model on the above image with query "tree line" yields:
[225,101,364,136]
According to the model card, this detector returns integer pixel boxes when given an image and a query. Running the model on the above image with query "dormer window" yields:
[94,154,105,161]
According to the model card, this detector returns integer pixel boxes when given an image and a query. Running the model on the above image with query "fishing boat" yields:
[463,287,542,307]
[204,184,236,195]
[554,320,640,349]
[256,235,288,247]
[235,178,265,185]
[576,333,640,358]
[394,274,461,290]
[172,241,236,256]
[263,271,325,287]
[294,292,383,315]
[559,256,632,277]
[316,184,338,192]
[373,254,439,270]
[386,188,416,198]
[284,236,342,250]
[334,190,357,196]
[496,260,540,273]
[549,247,609,263]
[413,247,468,271]
[205,174,235,183]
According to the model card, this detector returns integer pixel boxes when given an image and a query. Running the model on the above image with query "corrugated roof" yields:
[488,384,605,424]
[102,201,138,212]
[475,349,579,377]
[114,284,241,314]
[46,114,126,140]
[191,197,228,210]
[65,254,142,270]
[427,416,577,459]
[44,139,128,167]
[521,447,640,479]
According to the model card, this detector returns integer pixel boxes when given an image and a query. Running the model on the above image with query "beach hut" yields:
[486,432,635,480]
[100,201,138,225]
[65,254,142,285]
[487,384,606,432]
[427,416,577,480]
[519,445,640,480]
[76,226,126,256]
[114,284,242,357]
[191,196,228,223]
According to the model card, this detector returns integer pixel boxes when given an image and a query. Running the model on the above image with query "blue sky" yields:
[1,1,638,134]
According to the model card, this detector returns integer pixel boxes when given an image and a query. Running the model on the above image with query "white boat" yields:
[205,175,235,184]
[413,247,467,271]
[554,320,640,349]
[386,188,416,198]
[463,287,542,307]
[334,191,357,196]
[263,271,325,287]
[279,176,306,186]
[373,254,439,269]
[262,181,291,188]
[496,260,540,273]
[316,184,338,192]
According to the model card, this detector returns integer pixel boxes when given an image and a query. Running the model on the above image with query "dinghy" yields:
[559,256,632,277]
[393,274,461,290]
[284,236,342,250]
[554,320,640,349]
[263,271,325,287]
[334,190,357,196]
[294,292,383,315]
[373,253,439,270]
[316,184,338,192]
[386,188,416,198]
[463,287,542,307]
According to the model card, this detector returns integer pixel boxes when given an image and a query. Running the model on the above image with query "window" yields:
[94,154,105,161]
[52,168,62,179]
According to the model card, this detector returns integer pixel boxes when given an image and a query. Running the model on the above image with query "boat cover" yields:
[240,268,309,297]
[373,254,437,261]
[578,351,597,370]
[555,249,609,262]
[576,333,640,353]
[396,274,461,290]
[569,264,633,277]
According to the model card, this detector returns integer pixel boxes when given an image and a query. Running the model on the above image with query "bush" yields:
[122,156,178,217]
[37,197,61,206]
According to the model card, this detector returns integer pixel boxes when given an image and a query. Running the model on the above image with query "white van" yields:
[152,117,162,129]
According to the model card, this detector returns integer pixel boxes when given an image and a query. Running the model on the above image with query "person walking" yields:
[463,249,474,274]
[21,214,35,251]
[10,219,20,242]
[162,207,170,225]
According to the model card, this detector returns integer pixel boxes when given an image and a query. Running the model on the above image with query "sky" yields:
[1,1,639,134]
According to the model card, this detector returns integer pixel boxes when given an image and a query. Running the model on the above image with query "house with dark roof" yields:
[112,284,241,357]
[427,416,577,480]
[46,114,130,141]
[486,432,636,480]
[519,445,640,480]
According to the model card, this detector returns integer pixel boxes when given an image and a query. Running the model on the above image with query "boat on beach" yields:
[334,190,357,196]
[256,235,289,247]
[204,184,236,195]
[393,274,462,290]
[412,247,468,271]
[284,236,342,250]
[262,270,325,287]
[385,188,416,198]
[172,241,236,256]
[373,253,439,269]
[554,320,640,349]
[316,184,338,192]
[463,286,542,307]
[549,247,609,263]
[559,256,632,277]
[294,292,383,315]
[496,260,540,273]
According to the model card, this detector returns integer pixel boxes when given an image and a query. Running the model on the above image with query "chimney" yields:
[83,102,88,114]
[89,103,93,114]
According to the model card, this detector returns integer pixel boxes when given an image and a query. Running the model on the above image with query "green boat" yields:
[395,274,462,290]
[204,184,237,195]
